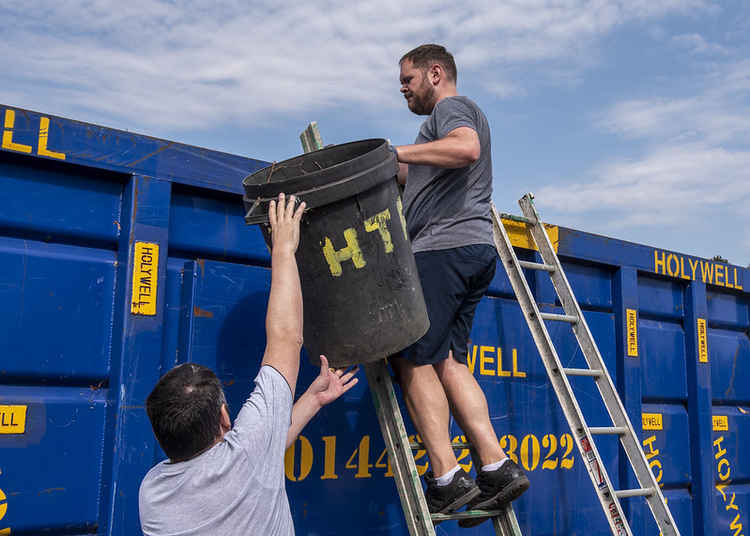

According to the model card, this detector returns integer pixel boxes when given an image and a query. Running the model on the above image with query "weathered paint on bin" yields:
[0,105,748,536]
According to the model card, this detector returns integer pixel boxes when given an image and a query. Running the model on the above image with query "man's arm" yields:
[262,193,306,398]
[395,126,480,169]
[285,356,359,448]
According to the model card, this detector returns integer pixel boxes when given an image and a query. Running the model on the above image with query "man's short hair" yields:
[146,363,227,461]
[400,44,457,83]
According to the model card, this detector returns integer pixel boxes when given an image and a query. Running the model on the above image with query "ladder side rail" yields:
[518,196,645,439]
[492,505,523,536]
[517,196,680,535]
[491,206,633,536]
[364,360,435,536]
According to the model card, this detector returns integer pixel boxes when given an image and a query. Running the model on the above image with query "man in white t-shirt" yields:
[139,193,358,536]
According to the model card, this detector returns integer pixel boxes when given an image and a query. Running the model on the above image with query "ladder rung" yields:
[615,488,654,499]
[432,508,505,522]
[562,367,603,377]
[539,312,579,323]
[589,427,627,435]
[499,212,534,225]
[518,260,555,272]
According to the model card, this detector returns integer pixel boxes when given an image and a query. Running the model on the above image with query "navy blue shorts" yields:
[398,244,497,366]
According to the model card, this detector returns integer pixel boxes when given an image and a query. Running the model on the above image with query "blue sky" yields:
[2,1,748,265]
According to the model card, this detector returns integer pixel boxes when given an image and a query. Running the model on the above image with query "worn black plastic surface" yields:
[247,139,428,367]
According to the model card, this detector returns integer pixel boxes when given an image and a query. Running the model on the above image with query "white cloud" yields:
[0,0,713,131]
[539,57,750,233]
[598,60,750,145]
[672,33,728,55]
[483,80,526,98]
[599,95,750,145]
[538,143,750,227]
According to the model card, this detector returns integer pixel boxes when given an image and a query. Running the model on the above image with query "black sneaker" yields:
[424,468,481,514]
[458,460,530,528]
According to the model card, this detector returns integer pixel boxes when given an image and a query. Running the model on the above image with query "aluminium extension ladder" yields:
[491,193,679,536]
[298,122,521,535]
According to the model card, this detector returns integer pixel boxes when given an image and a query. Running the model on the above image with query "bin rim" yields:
[243,138,398,225]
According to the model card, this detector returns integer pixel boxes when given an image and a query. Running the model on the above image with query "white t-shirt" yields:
[139,365,294,536]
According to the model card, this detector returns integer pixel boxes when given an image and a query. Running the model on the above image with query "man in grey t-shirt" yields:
[139,194,358,536]
[391,44,529,528]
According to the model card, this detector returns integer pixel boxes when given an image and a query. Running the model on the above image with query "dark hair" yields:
[146,363,227,461]
[400,44,457,82]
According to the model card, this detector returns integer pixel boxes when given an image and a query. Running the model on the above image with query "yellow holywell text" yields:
[653,249,743,290]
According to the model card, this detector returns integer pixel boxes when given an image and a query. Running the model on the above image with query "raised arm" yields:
[262,193,306,398]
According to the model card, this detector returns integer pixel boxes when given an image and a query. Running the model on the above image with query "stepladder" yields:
[490,193,680,536]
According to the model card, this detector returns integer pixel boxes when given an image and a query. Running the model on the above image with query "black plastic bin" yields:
[243,139,429,368]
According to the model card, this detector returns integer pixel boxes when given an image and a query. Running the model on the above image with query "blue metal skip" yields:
[0,105,748,536]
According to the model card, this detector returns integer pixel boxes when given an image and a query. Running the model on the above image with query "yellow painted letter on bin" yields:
[364,209,393,253]
[322,228,365,277]
[396,197,409,241]
[38,117,66,160]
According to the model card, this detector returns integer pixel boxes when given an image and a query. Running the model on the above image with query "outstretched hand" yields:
[308,355,359,407]
[268,193,305,255]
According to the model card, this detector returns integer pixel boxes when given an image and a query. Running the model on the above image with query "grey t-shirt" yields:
[139,365,294,536]
[402,96,494,253]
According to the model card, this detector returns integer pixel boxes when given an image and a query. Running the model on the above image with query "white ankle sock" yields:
[435,465,462,486]
[481,458,509,472]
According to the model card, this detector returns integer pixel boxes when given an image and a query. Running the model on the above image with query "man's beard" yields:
[408,81,436,115]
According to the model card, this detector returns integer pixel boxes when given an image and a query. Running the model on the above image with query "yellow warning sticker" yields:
[0,405,27,434]
[626,309,638,357]
[642,413,663,431]
[697,318,708,363]
[501,219,559,253]
[131,242,159,315]
[713,415,729,432]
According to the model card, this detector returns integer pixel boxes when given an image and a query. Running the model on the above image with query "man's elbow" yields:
[267,326,304,349]
[455,146,479,167]
[464,142,480,164]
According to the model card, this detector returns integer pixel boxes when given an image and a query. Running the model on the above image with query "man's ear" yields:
[430,64,443,85]
[219,404,231,435]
